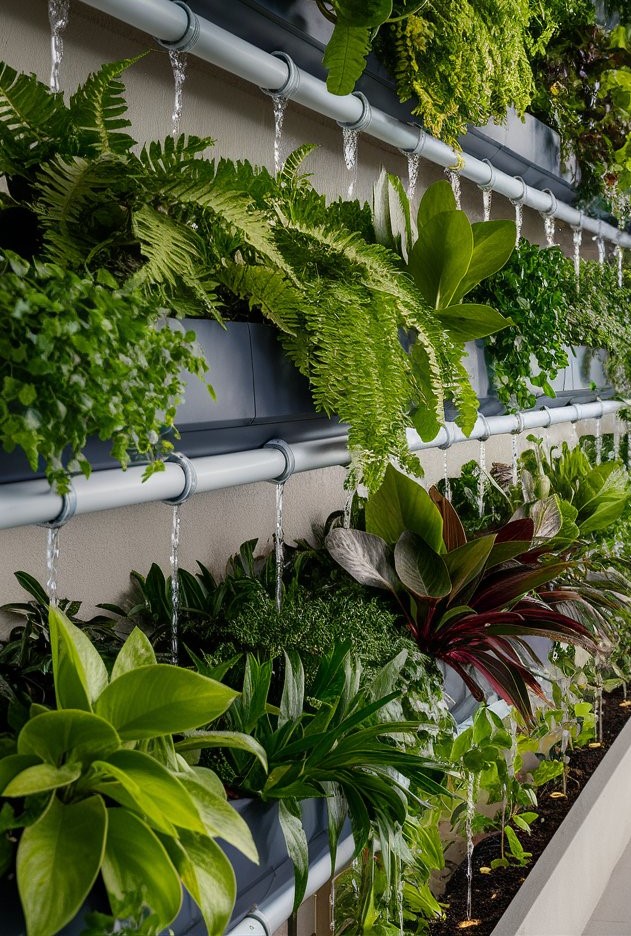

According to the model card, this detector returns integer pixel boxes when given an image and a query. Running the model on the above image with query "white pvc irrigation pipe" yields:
[227,831,356,936]
[75,0,631,247]
[0,400,621,531]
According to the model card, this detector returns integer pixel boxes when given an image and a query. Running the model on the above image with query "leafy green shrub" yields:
[0,253,207,491]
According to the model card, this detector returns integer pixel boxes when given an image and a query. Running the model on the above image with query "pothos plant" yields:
[0,607,265,935]
[0,56,489,492]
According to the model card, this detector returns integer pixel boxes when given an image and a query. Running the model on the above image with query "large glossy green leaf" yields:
[435,303,511,341]
[323,22,372,96]
[365,463,444,551]
[0,753,39,792]
[94,665,238,740]
[451,220,515,301]
[102,808,182,930]
[177,767,258,861]
[394,531,451,599]
[279,799,309,911]
[326,529,399,594]
[18,709,120,766]
[443,535,495,601]
[3,762,81,796]
[95,749,204,832]
[178,829,237,936]
[334,0,392,27]
[409,211,473,309]
[280,651,305,728]
[417,180,457,228]
[111,626,156,680]
[49,606,109,711]
[17,795,107,936]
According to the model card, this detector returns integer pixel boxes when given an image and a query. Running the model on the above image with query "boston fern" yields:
[0,56,485,492]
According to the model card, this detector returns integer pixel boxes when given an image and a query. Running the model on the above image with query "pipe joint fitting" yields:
[571,211,584,234]
[595,396,605,419]
[568,404,581,424]
[438,423,456,450]
[163,452,198,505]
[509,175,527,206]
[402,124,427,157]
[261,51,301,99]
[477,414,492,442]
[541,188,558,218]
[511,412,526,435]
[40,485,77,529]
[337,92,372,132]
[540,405,554,429]
[265,439,295,483]
[479,158,496,192]
[156,1,200,52]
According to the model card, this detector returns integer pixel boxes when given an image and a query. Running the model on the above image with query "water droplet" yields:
[482,187,492,222]
[445,168,461,209]
[615,244,624,289]
[407,152,421,198]
[572,227,582,290]
[542,214,556,247]
[596,236,606,266]
[46,526,61,606]
[170,503,182,664]
[274,482,285,612]
[272,94,288,176]
[443,449,451,501]
[595,416,602,466]
[169,50,188,138]
[48,0,70,93]
[342,127,359,199]
[477,440,486,519]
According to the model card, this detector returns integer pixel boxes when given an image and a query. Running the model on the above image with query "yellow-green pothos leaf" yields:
[49,606,109,711]
[17,709,120,766]
[111,626,157,681]
[3,762,81,797]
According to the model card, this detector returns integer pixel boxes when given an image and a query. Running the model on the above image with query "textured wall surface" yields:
[0,0,607,624]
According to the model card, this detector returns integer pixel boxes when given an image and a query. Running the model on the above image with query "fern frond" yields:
[139,135,215,178]
[130,203,203,285]
[69,56,142,155]
[277,144,317,188]
[0,61,70,173]
[217,262,302,335]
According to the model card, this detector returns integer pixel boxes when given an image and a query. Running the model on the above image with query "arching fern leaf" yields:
[69,56,142,155]
[0,62,70,174]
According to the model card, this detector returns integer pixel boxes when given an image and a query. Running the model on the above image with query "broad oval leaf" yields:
[279,799,309,911]
[435,303,511,342]
[417,180,457,229]
[366,463,444,551]
[3,762,81,797]
[102,807,182,930]
[0,754,39,793]
[323,22,372,96]
[49,606,109,712]
[94,665,238,740]
[18,709,120,766]
[178,829,237,936]
[409,210,473,309]
[326,528,399,594]
[177,768,258,862]
[394,531,451,599]
[17,795,107,936]
[111,626,156,681]
[452,220,516,302]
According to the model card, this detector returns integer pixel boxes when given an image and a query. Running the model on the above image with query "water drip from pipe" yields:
[572,227,582,291]
[46,526,61,607]
[477,440,486,519]
[595,416,602,466]
[272,94,289,176]
[482,187,492,222]
[342,127,359,199]
[169,50,188,137]
[445,168,462,209]
[48,0,70,93]
[407,152,421,199]
[274,481,285,612]
[169,503,182,664]
[542,214,556,247]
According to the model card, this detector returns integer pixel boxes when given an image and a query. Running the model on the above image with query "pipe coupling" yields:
[479,158,496,192]
[39,485,77,529]
[438,423,456,450]
[402,124,427,157]
[477,414,492,442]
[264,439,295,483]
[540,405,554,429]
[509,175,527,206]
[541,188,558,218]
[156,1,200,52]
[337,92,372,132]
[511,412,525,435]
[163,452,198,505]
[261,51,301,99]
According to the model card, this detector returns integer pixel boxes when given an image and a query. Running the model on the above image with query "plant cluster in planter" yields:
[4,435,631,933]
[0,56,517,494]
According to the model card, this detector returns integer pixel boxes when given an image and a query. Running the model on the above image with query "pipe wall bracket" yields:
[156,1,200,52]
[163,452,198,505]
[261,51,301,99]
[264,439,295,483]
[337,92,372,132]
[509,176,527,206]
[402,124,427,157]
[479,158,497,192]
[39,486,78,529]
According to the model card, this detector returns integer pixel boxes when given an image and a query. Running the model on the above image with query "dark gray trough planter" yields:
[0,321,342,485]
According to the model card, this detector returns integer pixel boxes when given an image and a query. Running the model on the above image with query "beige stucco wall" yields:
[0,0,610,622]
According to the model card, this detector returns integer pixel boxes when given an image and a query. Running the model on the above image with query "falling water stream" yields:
[445,168,462,209]
[46,527,61,606]
[169,504,182,664]
[343,128,359,199]
[443,450,452,501]
[614,419,621,461]
[512,202,523,245]
[511,434,520,487]
[406,152,421,199]
[48,0,70,92]
[572,228,582,289]
[465,772,478,920]
[543,214,556,247]
[615,245,624,288]
[169,50,188,137]
[274,482,285,613]
[595,416,602,465]
[272,95,289,176]
[343,490,354,529]
[482,187,492,222]
[597,237,606,266]
[477,440,486,519]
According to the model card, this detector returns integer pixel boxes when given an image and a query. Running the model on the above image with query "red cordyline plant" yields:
[326,466,599,722]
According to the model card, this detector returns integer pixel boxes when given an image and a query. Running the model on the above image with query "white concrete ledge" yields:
[491,714,631,936]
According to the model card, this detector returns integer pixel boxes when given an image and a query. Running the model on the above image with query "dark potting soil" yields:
[427,687,631,936]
